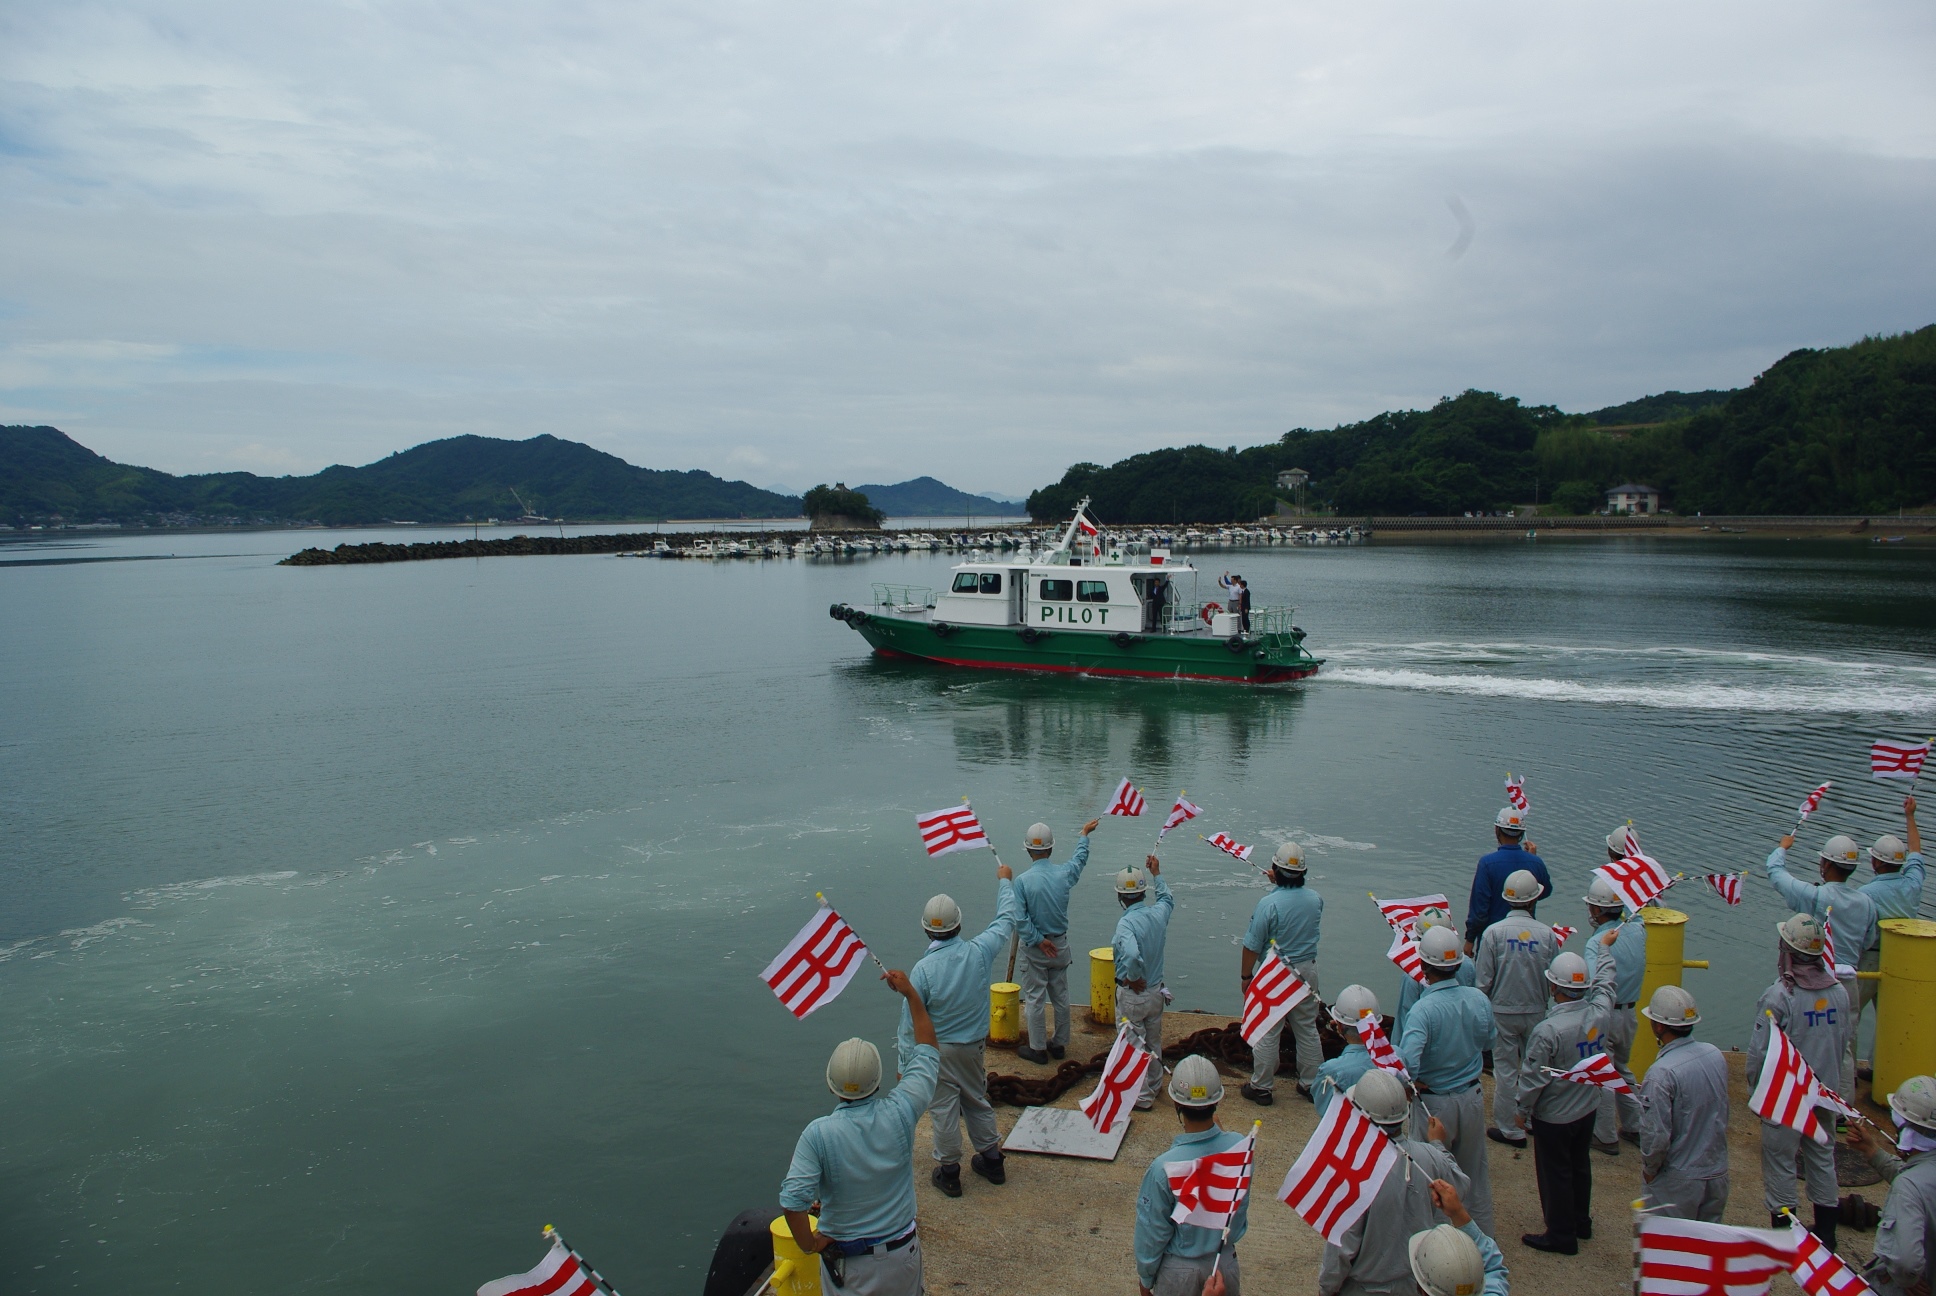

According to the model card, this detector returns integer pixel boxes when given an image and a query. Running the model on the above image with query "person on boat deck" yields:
[1464,810,1549,956]
[1394,908,1476,1044]
[1239,841,1323,1106]
[1636,984,1731,1222]
[1134,1056,1251,1296]
[1475,870,1558,1150]
[1844,1073,1936,1296]
[1312,985,1380,1116]
[1013,818,1098,1064]
[1583,863,1646,1156]
[1763,828,1878,1097]
[781,971,938,1296]
[1114,854,1176,1110]
[1144,575,1173,632]
[895,862,1022,1198]
[1399,924,1498,1238]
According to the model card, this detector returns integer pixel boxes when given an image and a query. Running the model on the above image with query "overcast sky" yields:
[3,3,1932,498]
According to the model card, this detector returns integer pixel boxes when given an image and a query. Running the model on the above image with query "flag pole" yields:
[543,1226,623,1296]
[1207,1119,1263,1279]
[816,891,891,977]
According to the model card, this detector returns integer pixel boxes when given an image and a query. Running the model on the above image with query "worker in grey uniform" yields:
[1313,985,1381,1117]
[1398,923,1498,1237]
[1134,1055,1251,1296]
[781,970,939,1296]
[1114,854,1176,1110]
[1475,868,1558,1148]
[1585,863,1646,1155]
[1636,983,1731,1221]
[1014,818,1098,1063]
[1845,1073,1936,1296]
[1240,841,1324,1106]
[1320,1068,1466,1296]
[1393,907,1476,1044]
[1747,913,1853,1248]
[1514,947,1617,1255]
[1765,828,1878,1097]
[895,860,1022,1197]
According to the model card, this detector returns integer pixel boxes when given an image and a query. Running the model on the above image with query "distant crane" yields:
[507,487,551,525]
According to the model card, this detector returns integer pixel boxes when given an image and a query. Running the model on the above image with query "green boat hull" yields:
[830,605,1322,684]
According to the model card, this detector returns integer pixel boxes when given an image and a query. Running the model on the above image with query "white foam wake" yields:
[1323,665,1936,717]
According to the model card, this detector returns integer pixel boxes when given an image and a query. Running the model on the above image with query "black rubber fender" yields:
[830,603,849,620]
[1019,626,1046,644]
[931,621,955,638]
[1110,631,1141,648]
[1226,634,1247,653]
[848,609,870,626]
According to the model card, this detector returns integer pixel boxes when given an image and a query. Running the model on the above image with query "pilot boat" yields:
[827,500,1322,683]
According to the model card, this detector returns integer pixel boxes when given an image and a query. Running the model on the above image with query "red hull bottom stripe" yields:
[870,646,1316,685]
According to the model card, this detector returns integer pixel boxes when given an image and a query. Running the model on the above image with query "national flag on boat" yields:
[917,804,989,856]
[1788,1218,1875,1295]
[1106,778,1146,818]
[1546,1051,1632,1095]
[1595,852,1672,912]
[479,1232,616,1296]
[1705,873,1744,905]
[1636,1215,1798,1296]
[1356,1016,1409,1081]
[761,903,870,1019]
[1505,774,1528,812]
[1870,739,1930,782]
[1207,832,1254,862]
[1550,924,1577,946]
[1079,1023,1153,1135]
[1750,1018,1840,1144]
[1166,1128,1257,1228]
[1158,795,1201,840]
[1240,949,1312,1045]
[1371,894,1449,936]
[1797,781,1832,821]
[1077,513,1100,537]
[1277,1097,1399,1246]
[1387,928,1428,985]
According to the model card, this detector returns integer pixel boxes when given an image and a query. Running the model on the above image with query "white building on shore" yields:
[1606,483,1661,515]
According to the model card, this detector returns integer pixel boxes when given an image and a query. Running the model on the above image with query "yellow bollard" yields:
[1873,918,1936,1098]
[1629,906,1708,1082]
[989,982,1021,1046]
[769,1215,823,1296]
[1091,947,1117,1024]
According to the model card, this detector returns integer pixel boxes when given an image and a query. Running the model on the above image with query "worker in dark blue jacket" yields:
[1463,808,1552,955]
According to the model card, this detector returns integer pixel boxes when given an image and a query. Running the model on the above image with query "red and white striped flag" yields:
[1076,512,1100,537]
[916,804,989,857]
[1278,1097,1399,1246]
[1616,823,1642,858]
[1823,910,1854,978]
[1789,1220,1874,1296]
[1159,796,1201,839]
[1548,1051,1633,1095]
[1241,949,1312,1045]
[1387,928,1428,985]
[1870,739,1931,782]
[1797,781,1832,821]
[1372,894,1449,935]
[1079,1024,1153,1135]
[1106,778,1147,817]
[1356,1016,1410,1081]
[1595,852,1672,912]
[479,1239,604,1296]
[1167,1129,1257,1228]
[1637,1216,1798,1296]
[1207,832,1254,862]
[1551,924,1577,946]
[1706,873,1744,905]
[1505,775,1528,812]
[761,904,870,1019]
[1750,1019,1836,1145]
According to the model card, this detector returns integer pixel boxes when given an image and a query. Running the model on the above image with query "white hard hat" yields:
[1606,826,1633,855]
[1271,841,1307,873]
[1409,1223,1486,1296]
[1777,912,1826,957]
[1329,983,1380,1026]
[1418,926,1463,969]
[1494,808,1527,835]
[826,1037,882,1101]
[1026,822,1054,851]
[1168,1054,1224,1107]
[1546,951,1590,990]
[922,893,962,935]
[1641,983,1701,1027]
[1819,835,1861,869]
[1872,834,1909,867]
[1502,869,1545,904]
[1583,877,1624,910]
[1415,906,1453,934]
[1348,1069,1410,1127]
[1888,1075,1936,1134]
[1114,865,1150,897]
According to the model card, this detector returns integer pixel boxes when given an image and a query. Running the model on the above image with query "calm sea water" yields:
[2,528,1932,1292]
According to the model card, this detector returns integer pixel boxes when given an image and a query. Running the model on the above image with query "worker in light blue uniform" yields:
[782,970,939,1296]
[1584,859,1646,1155]
[1394,907,1476,1043]
[1013,818,1097,1064]
[1765,827,1879,1096]
[1400,924,1498,1238]
[1860,797,1923,1062]
[1115,854,1176,1110]
[1135,1056,1250,1296]
[896,861,1022,1198]
[1463,807,1550,954]
[1240,841,1323,1106]
[1312,985,1381,1117]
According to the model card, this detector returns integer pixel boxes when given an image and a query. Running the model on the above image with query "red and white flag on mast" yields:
[1277,1097,1399,1246]
[1158,795,1201,839]
[1356,1016,1410,1081]
[1240,949,1312,1045]
[1207,832,1254,862]
[761,904,870,1019]
[1076,512,1100,537]
[1636,1216,1798,1296]
[1371,894,1450,936]
[1505,775,1528,812]
[1750,1018,1839,1144]
[479,1239,605,1296]
[1079,1023,1153,1135]
[1789,1219,1875,1296]
[1547,1051,1633,1094]
[916,804,989,857]
[1106,778,1147,817]
[1706,873,1744,906]
[1167,1128,1257,1228]
[1870,740,1930,782]
[1797,782,1832,821]
[1387,928,1428,985]
[1594,852,1672,912]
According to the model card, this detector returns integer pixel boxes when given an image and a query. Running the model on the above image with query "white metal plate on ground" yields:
[1001,1105,1130,1160]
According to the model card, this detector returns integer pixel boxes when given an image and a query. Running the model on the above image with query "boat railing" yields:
[1249,605,1301,636]
[871,583,936,612]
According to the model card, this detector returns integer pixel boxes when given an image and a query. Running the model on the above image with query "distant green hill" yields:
[0,429,803,526]
[851,476,1021,516]
[1584,389,1737,426]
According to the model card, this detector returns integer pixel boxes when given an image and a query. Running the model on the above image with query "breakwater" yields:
[280,530,825,565]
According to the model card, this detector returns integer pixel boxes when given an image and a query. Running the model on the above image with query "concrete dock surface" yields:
[911,1009,1895,1295]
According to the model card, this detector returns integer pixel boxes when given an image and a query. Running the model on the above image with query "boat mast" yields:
[1054,497,1093,558]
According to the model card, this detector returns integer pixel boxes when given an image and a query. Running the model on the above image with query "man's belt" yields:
[1416,1080,1480,1097]
[1617,1001,1638,1010]
[828,1227,917,1258]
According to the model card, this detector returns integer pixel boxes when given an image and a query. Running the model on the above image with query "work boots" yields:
[932,1163,962,1198]
[1811,1204,1838,1254]
[971,1149,1006,1185]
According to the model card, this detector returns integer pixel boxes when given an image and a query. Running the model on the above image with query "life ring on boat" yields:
[1200,601,1222,625]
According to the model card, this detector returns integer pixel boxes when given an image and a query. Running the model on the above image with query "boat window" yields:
[952,573,980,593]
[1076,580,1110,603]
[979,573,1002,595]
[1038,579,1073,601]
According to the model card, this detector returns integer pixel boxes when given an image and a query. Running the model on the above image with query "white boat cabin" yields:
[929,559,1202,634]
